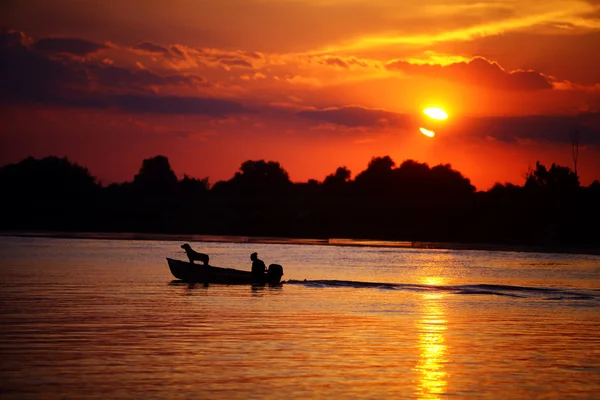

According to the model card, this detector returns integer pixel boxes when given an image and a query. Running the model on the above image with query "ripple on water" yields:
[1,237,599,399]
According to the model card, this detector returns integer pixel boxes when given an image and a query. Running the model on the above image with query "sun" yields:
[419,127,435,138]
[423,107,448,121]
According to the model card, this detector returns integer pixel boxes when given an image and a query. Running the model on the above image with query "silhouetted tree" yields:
[323,166,351,195]
[125,155,179,232]
[324,166,351,185]
[179,174,209,197]
[1,154,599,250]
[354,156,395,194]
[396,159,430,179]
[133,155,177,194]
[293,179,321,197]
[0,156,99,229]
[212,160,292,195]
[429,164,476,197]
[488,182,521,199]
[519,161,583,246]
[525,161,579,191]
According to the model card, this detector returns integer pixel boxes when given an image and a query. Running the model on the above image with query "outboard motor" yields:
[267,264,284,285]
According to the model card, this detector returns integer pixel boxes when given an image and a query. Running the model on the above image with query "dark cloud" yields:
[296,103,600,146]
[0,29,29,47]
[134,42,169,53]
[386,57,554,91]
[322,57,349,69]
[298,106,411,128]
[170,45,185,57]
[347,58,368,68]
[195,48,258,69]
[87,64,206,88]
[0,30,246,117]
[241,50,264,60]
[164,46,256,69]
[459,113,600,145]
[309,55,371,69]
[0,33,88,102]
[218,58,253,68]
[33,37,107,55]
[109,94,246,115]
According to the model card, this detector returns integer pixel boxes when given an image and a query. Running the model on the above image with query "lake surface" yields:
[1,235,599,399]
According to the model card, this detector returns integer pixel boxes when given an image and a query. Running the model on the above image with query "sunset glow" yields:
[0,1,599,190]
[1,4,600,400]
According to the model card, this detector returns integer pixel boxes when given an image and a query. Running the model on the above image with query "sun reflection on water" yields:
[422,276,446,286]
[415,293,448,399]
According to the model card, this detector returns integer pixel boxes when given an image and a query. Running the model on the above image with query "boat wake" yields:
[284,279,598,301]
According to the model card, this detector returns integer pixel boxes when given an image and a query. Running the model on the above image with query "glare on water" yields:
[0,235,599,399]
[415,294,448,399]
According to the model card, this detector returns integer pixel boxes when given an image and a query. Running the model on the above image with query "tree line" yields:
[1,155,599,249]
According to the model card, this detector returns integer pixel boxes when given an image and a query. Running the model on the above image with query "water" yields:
[1,236,599,399]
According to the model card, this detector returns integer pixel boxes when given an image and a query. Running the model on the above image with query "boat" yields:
[166,258,284,285]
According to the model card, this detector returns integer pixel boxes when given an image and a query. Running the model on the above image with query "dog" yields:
[181,243,210,265]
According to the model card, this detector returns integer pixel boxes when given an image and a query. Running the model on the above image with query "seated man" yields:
[250,252,267,281]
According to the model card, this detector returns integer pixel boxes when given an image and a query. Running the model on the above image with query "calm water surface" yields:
[1,236,599,399]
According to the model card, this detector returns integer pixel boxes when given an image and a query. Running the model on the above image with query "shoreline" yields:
[1,230,599,256]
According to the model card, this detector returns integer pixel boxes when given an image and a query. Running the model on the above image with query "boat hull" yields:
[166,258,283,285]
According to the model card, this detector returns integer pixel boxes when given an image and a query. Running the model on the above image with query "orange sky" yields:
[1,0,599,189]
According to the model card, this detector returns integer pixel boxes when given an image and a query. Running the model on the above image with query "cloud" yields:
[286,75,321,86]
[197,49,260,69]
[291,54,375,71]
[298,106,411,128]
[33,37,107,55]
[386,57,554,91]
[160,45,261,70]
[0,33,89,101]
[109,94,246,115]
[458,113,600,145]
[0,30,246,117]
[87,63,207,89]
[0,29,30,47]
[313,1,599,55]
[218,58,253,68]
[321,57,349,69]
[347,58,369,68]
[170,45,185,57]
[297,105,600,145]
[134,41,170,54]
[240,50,264,60]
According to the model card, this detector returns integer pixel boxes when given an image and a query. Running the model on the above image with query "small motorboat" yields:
[166,258,284,285]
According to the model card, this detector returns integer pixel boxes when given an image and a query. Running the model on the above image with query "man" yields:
[250,252,267,282]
